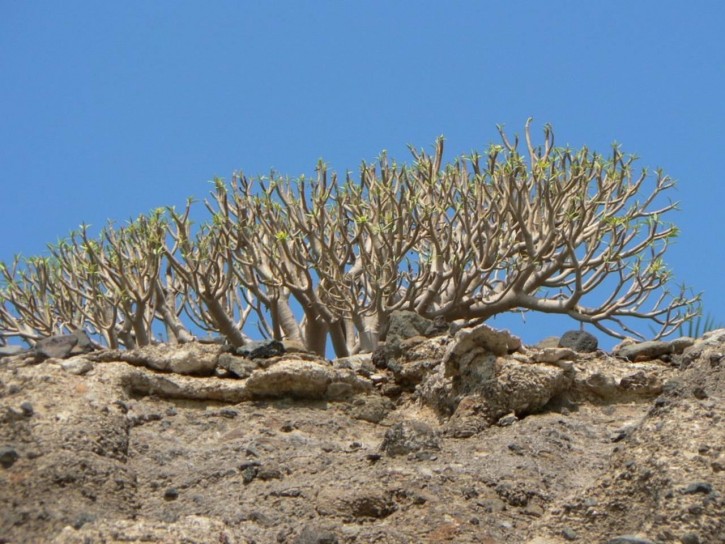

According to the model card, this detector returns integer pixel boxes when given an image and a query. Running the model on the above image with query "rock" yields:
[35,334,78,360]
[615,340,672,361]
[19,401,34,416]
[235,339,285,359]
[384,310,435,346]
[559,330,598,353]
[244,359,369,400]
[669,336,695,354]
[682,482,712,494]
[0,446,19,468]
[0,345,26,357]
[346,395,393,423]
[316,485,397,519]
[379,420,440,457]
[217,353,258,378]
[294,524,339,544]
[60,356,93,375]
[445,323,522,360]
[605,537,656,544]
[532,347,577,364]
[497,413,518,427]
[94,343,220,375]
[164,487,179,500]
[69,329,94,355]
[51,516,237,544]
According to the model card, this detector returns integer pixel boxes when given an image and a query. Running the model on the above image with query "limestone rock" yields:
[615,340,672,361]
[245,358,370,400]
[445,322,522,361]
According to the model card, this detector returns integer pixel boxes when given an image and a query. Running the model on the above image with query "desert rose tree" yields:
[0,121,700,354]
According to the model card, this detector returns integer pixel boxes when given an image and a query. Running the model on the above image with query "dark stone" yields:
[0,446,20,468]
[562,527,578,541]
[235,340,285,359]
[35,334,78,359]
[164,487,179,500]
[680,533,700,544]
[240,461,261,484]
[20,402,33,417]
[559,330,598,353]
[294,524,339,544]
[380,421,440,457]
[683,482,712,494]
[371,346,389,369]
[217,353,258,378]
[605,537,656,544]
[692,387,708,399]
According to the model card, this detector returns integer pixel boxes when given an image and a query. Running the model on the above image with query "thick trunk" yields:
[329,319,350,358]
[203,294,247,348]
[303,310,328,357]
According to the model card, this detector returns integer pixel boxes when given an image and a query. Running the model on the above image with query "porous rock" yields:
[379,420,440,457]
[245,358,370,400]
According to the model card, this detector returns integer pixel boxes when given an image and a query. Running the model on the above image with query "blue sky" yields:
[1,2,723,348]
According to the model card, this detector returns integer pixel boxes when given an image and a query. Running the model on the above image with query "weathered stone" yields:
[60,356,93,375]
[316,485,397,519]
[236,339,285,359]
[532,347,577,364]
[616,340,672,361]
[445,323,522,361]
[379,420,440,457]
[385,310,435,346]
[559,330,598,353]
[346,395,393,423]
[294,524,339,544]
[35,334,78,360]
[245,359,369,400]
[217,353,258,378]
[669,336,695,354]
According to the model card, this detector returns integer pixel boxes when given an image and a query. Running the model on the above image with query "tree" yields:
[0,121,700,354]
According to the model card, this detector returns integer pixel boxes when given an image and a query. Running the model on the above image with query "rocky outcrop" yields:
[1,326,722,543]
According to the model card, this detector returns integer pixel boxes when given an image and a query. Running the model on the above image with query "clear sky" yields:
[1,1,723,348]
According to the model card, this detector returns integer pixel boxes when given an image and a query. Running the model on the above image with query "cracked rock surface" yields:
[1,328,723,543]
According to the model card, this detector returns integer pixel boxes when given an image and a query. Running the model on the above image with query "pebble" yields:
[20,401,34,416]
[0,446,20,468]
[164,487,179,500]
[683,482,712,494]
[606,536,656,544]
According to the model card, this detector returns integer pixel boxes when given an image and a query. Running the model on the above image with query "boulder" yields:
[559,330,598,353]
[245,359,370,400]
